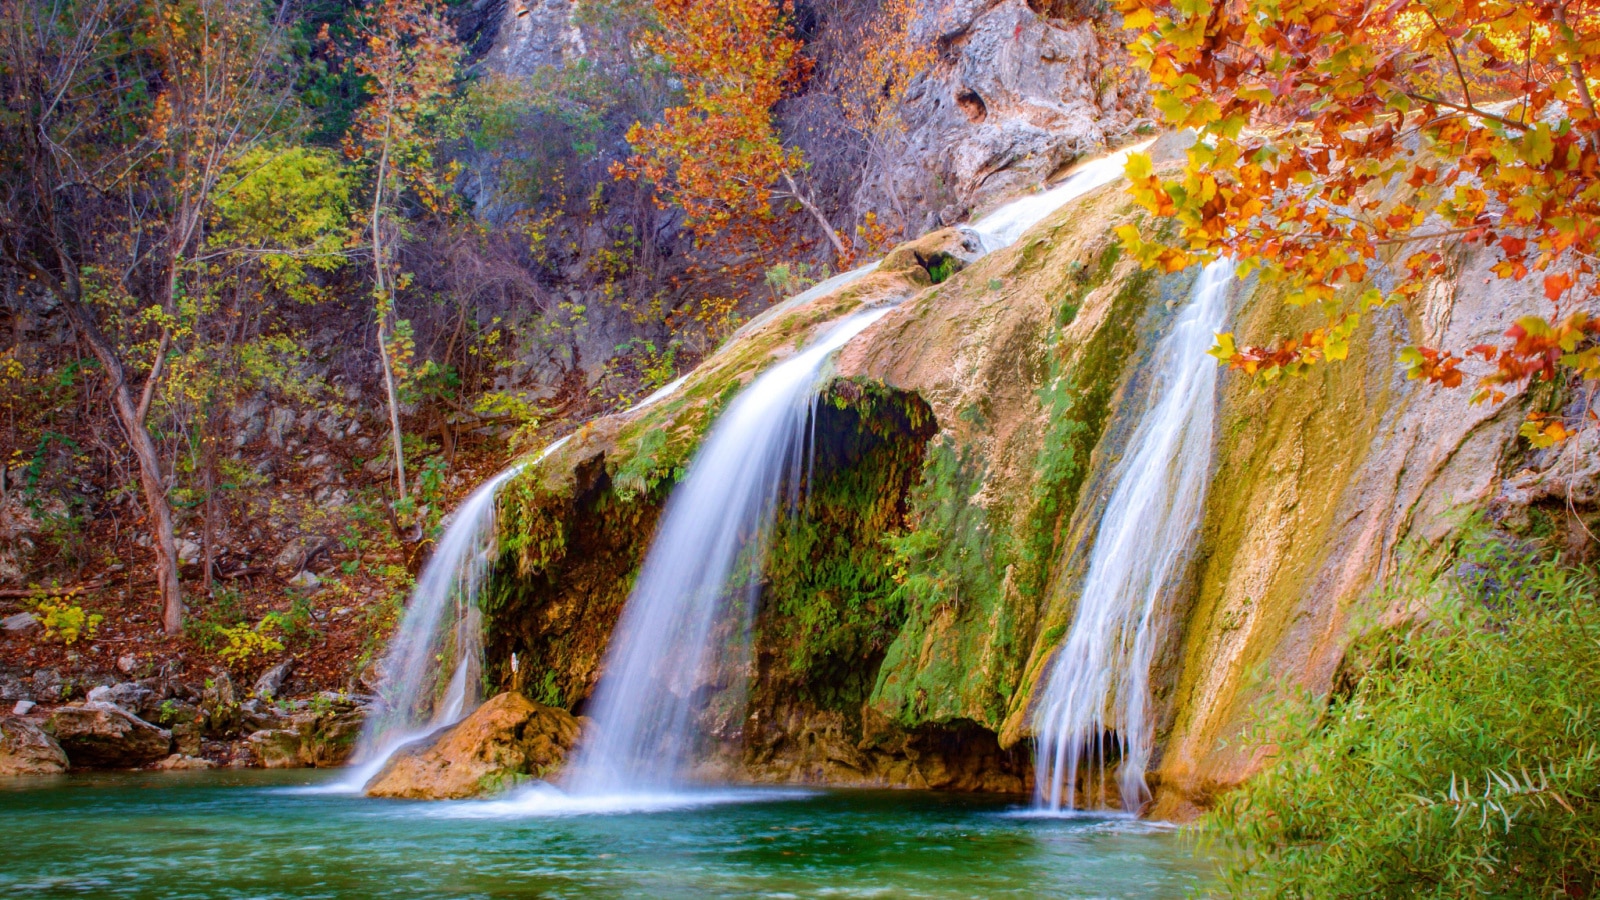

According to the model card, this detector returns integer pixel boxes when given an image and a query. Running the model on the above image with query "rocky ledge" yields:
[365,692,580,800]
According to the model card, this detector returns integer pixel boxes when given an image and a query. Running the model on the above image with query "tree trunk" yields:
[371,120,407,502]
[781,170,851,263]
[60,295,183,633]
[377,310,407,500]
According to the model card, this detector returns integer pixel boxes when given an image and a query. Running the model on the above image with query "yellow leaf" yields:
[1123,8,1156,30]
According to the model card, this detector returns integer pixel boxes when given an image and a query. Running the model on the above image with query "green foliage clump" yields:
[1204,537,1600,897]
[29,596,103,645]
[217,616,286,667]
[759,383,932,710]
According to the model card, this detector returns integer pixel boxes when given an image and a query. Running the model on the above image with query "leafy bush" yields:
[217,616,286,667]
[1203,537,1600,896]
[30,596,102,645]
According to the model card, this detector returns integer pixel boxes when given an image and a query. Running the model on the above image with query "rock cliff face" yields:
[482,141,1558,811]
[861,0,1151,234]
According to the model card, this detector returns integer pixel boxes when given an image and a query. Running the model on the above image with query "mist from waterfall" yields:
[1033,259,1234,814]
[564,309,892,793]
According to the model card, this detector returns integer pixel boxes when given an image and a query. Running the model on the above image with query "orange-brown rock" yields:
[363,692,580,800]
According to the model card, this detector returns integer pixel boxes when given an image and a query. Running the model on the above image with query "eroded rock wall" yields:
[486,145,1547,808]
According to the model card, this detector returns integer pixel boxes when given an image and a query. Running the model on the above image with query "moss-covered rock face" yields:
[484,146,1548,808]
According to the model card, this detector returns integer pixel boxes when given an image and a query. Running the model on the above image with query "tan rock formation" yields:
[363,692,581,800]
[44,702,171,768]
[0,716,68,775]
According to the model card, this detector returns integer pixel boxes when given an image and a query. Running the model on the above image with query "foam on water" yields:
[423,783,814,819]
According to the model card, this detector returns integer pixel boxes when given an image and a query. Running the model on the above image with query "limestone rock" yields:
[2,612,39,634]
[857,0,1153,236]
[246,706,364,768]
[0,716,68,775]
[154,753,215,770]
[253,660,295,700]
[364,692,580,799]
[44,702,172,768]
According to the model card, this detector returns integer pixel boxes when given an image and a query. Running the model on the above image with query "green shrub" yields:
[1203,536,1600,897]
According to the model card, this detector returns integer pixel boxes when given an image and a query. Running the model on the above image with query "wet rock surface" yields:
[364,692,581,799]
[245,700,364,769]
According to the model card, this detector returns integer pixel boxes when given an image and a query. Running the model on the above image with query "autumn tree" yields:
[1113,0,1600,417]
[614,0,852,264]
[342,0,460,508]
[826,0,935,240]
[0,0,301,633]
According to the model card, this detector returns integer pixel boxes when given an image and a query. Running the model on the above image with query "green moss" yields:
[869,241,1157,731]
[754,381,936,713]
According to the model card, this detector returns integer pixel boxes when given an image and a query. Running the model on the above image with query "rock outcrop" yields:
[44,702,172,768]
[0,716,68,775]
[478,135,1556,812]
[245,703,364,769]
[859,0,1152,235]
[364,692,581,799]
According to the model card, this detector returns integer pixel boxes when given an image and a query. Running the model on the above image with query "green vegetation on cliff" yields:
[1205,534,1600,896]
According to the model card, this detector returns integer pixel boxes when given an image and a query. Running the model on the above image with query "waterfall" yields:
[965,141,1153,253]
[1033,259,1235,814]
[561,139,1158,796]
[336,435,573,790]
[565,310,892,793]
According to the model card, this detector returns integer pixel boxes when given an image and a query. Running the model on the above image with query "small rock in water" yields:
[12,700,35,715]
[364,692,580,800]
[2,612,39,634]
[154,753,215,770]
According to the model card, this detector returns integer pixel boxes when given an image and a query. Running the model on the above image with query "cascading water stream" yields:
[565,310,892,794]
[562,139,1159,797]
[339,139,1155,799]
[336,436,572,790]
[1033,259,1235,814]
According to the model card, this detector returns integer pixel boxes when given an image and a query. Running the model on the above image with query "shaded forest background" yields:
[0,0,1147,688]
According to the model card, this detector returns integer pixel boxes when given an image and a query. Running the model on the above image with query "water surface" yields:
[0,771,1208,898]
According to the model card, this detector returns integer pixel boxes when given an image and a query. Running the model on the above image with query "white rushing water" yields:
[341,138,1160,799]
[964,140,1154,254]
[562,138,1162,797]
[1033,259,1234,814]
[566,309,893,793]
[337,435,574,791]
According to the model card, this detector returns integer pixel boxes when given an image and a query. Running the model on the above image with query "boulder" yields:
[252,660,294,699]
[364,692,581,800]
[202,669,239,736]
[43,702,171,768]
[0,716,68,775]
[2,612,39,634]
[246,705,364,768]
[88,681,160,719]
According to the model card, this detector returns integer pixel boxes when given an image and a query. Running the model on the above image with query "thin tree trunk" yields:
[60,293,183,633]
[201,431,216,594]
[371,116,407,502]
[781,170,851,263]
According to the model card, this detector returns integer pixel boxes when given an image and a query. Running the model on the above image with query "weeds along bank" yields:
[479,143,1578,807]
